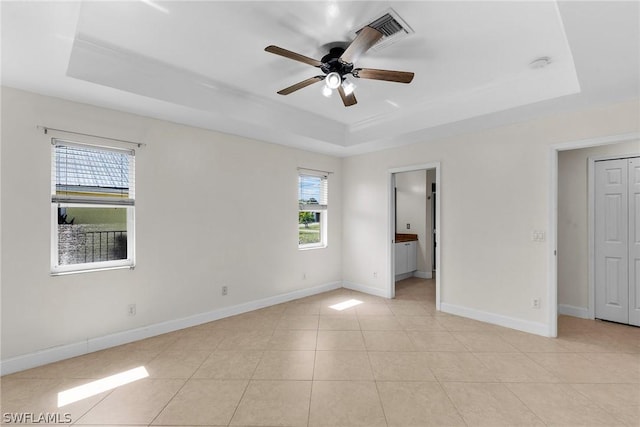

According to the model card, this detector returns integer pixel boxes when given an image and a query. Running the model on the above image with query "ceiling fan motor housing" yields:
[320,47,354,78]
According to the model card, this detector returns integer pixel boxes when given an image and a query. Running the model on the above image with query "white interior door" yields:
[595,159,629,323]
[629,158,640,326]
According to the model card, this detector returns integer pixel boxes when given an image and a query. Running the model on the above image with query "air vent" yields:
[353,8,414,52]
[368,13,404,37]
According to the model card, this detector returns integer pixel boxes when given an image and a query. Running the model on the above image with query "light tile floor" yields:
[2,277,639,426]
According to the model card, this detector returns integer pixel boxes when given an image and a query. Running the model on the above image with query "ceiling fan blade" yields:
[265,45,323,67]
[353,68,415,83]
[339,26,383,64]
[277,76,325,95]
[338,85,357,107]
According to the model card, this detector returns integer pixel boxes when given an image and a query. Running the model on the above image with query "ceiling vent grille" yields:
[369,13,404,37]
[353,8,414,52]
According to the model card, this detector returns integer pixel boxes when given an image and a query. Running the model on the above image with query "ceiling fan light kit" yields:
[265,25,415,107]
[325,72,342,89]
[342,80,355,96]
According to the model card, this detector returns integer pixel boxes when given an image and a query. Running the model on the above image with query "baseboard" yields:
[557,304,590,319]
[0,341,89,377]
[396,271,432,281]
[440,302,550,337]
[0,281,342,375]
[343,281,391,299]
[413,270,432,279]
[394,272,413,281]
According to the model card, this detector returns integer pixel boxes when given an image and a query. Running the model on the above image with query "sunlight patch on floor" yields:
[57,366,149,407]
[329,299,363,311]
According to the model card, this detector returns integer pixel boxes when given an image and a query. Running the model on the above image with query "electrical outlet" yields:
[531,298,540,309]
[373,272,378,278]
[127,304,136,316]
[221,286,228,296]
[406,223,411,230]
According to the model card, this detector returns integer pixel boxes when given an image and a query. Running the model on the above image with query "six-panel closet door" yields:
[594,157,640,326]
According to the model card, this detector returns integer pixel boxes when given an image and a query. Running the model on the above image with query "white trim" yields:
[388,164,439,174]
[440,302,549,337]
[0,281,341,375]
[548,147,559,337]
[413,270,432,279]
[343,281,391,299]
[549,132,640,338]
[389,173,396,299]
[395,271,432,281]
[558,304,590,319]
[588,156,596,320]
[0,341,89,377]
[394,272,414,281]
[435,165,441,310]
[388,162,441,309]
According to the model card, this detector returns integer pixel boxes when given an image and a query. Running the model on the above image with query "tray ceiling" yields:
[2,1,639,156]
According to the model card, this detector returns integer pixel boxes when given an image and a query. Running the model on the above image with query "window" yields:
[51,139,135,274]
[298,171,328,249]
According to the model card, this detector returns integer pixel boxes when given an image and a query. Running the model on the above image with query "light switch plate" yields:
[531,230,545,242]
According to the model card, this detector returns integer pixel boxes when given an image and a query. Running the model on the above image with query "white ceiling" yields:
[2,1,639,156]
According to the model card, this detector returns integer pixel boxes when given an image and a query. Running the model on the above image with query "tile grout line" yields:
[307,324,320,427]
[501,381,554,426]
[68,380,116,426]
[145,332,223,427]
[225,324,275,427]
[71,344,174,425]
[566,382,635,425]
[365,347,390,427]
[399,282,469,427]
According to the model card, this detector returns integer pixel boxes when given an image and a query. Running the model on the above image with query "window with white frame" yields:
[51,139,135,274]
[298,171,328,249]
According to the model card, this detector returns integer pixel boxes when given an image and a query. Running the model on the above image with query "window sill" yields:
[298,245,327,251]
[51,264,134,276]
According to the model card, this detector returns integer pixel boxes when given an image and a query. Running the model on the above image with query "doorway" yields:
[552,133,640,337]
[388,163,440,308]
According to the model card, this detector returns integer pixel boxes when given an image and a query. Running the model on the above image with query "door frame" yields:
[388,162,441,307]
[589,153,640,320]
[549,132,639,337]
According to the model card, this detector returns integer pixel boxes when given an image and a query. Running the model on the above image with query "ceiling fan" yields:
[265,26,414,107]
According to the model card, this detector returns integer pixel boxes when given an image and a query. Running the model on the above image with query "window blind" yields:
[51,140,135,206]
[298,173,328,210]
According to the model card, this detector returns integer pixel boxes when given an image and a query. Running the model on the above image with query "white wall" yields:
[557,140,640,314]
[2,87,638,370]
[0,87,342,363]
[395,170,428,274]
[343,101,639,335]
